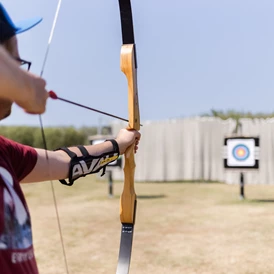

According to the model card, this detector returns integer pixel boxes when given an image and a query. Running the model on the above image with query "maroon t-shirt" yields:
[0,136,38,274]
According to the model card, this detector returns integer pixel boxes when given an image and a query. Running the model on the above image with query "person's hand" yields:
[115,128,141,155]
[14,72,49,114]
[2,36,49,114]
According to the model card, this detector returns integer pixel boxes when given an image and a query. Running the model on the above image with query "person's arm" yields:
[0,43,48,114]
[21,128,141,184]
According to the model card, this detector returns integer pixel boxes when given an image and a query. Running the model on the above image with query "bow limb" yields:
[116,1,140,273]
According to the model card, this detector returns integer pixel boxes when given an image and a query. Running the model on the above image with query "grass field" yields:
[22,178,274,274]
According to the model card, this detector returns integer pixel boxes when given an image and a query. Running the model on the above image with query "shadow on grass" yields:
[111,194,167,200]
[137,194,166,199]
[249,199,274,203]
[220,198,274,205]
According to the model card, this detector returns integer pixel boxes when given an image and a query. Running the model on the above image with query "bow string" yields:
[38,1,70,274]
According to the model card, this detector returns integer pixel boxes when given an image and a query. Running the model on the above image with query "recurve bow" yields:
[39,1,140,273]
[116,1,140,273]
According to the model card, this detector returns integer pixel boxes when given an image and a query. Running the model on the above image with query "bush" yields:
[0,126,97,150]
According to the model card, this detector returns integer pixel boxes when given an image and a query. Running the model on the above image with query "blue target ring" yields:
[232,144,250,161]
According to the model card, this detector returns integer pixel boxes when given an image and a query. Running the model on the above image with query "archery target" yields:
[232,144,250,161]
[226,139,256,167]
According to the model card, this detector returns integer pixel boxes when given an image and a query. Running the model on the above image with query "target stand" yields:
[223,137,260,199]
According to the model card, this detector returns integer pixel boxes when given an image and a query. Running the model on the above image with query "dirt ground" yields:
[22,178,274,274]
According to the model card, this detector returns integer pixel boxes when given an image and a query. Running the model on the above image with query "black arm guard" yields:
[55,139,120,186]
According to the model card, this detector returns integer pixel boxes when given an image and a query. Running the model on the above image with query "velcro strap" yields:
[55,142,120,186]
[55,145,88,186]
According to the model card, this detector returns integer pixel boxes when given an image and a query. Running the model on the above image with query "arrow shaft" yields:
[54,96,129,123]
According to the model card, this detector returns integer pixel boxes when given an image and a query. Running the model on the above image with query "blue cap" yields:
[0,3,42,35]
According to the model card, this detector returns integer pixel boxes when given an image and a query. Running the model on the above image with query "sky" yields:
[2,0,274,127]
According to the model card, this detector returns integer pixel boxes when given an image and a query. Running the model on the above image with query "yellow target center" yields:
[237,149,245,156]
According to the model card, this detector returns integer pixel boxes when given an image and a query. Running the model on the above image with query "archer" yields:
[0,3,141,274]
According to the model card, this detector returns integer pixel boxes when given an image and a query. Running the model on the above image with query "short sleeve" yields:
[4,138,38,181]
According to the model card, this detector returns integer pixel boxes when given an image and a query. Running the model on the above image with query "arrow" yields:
[49,90,133,124]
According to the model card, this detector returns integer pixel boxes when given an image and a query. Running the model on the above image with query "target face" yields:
[224,137,259,169]
[232,144,250,161]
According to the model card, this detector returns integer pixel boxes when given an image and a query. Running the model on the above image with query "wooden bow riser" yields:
[120,44,140,130]
[119,44,140,225]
